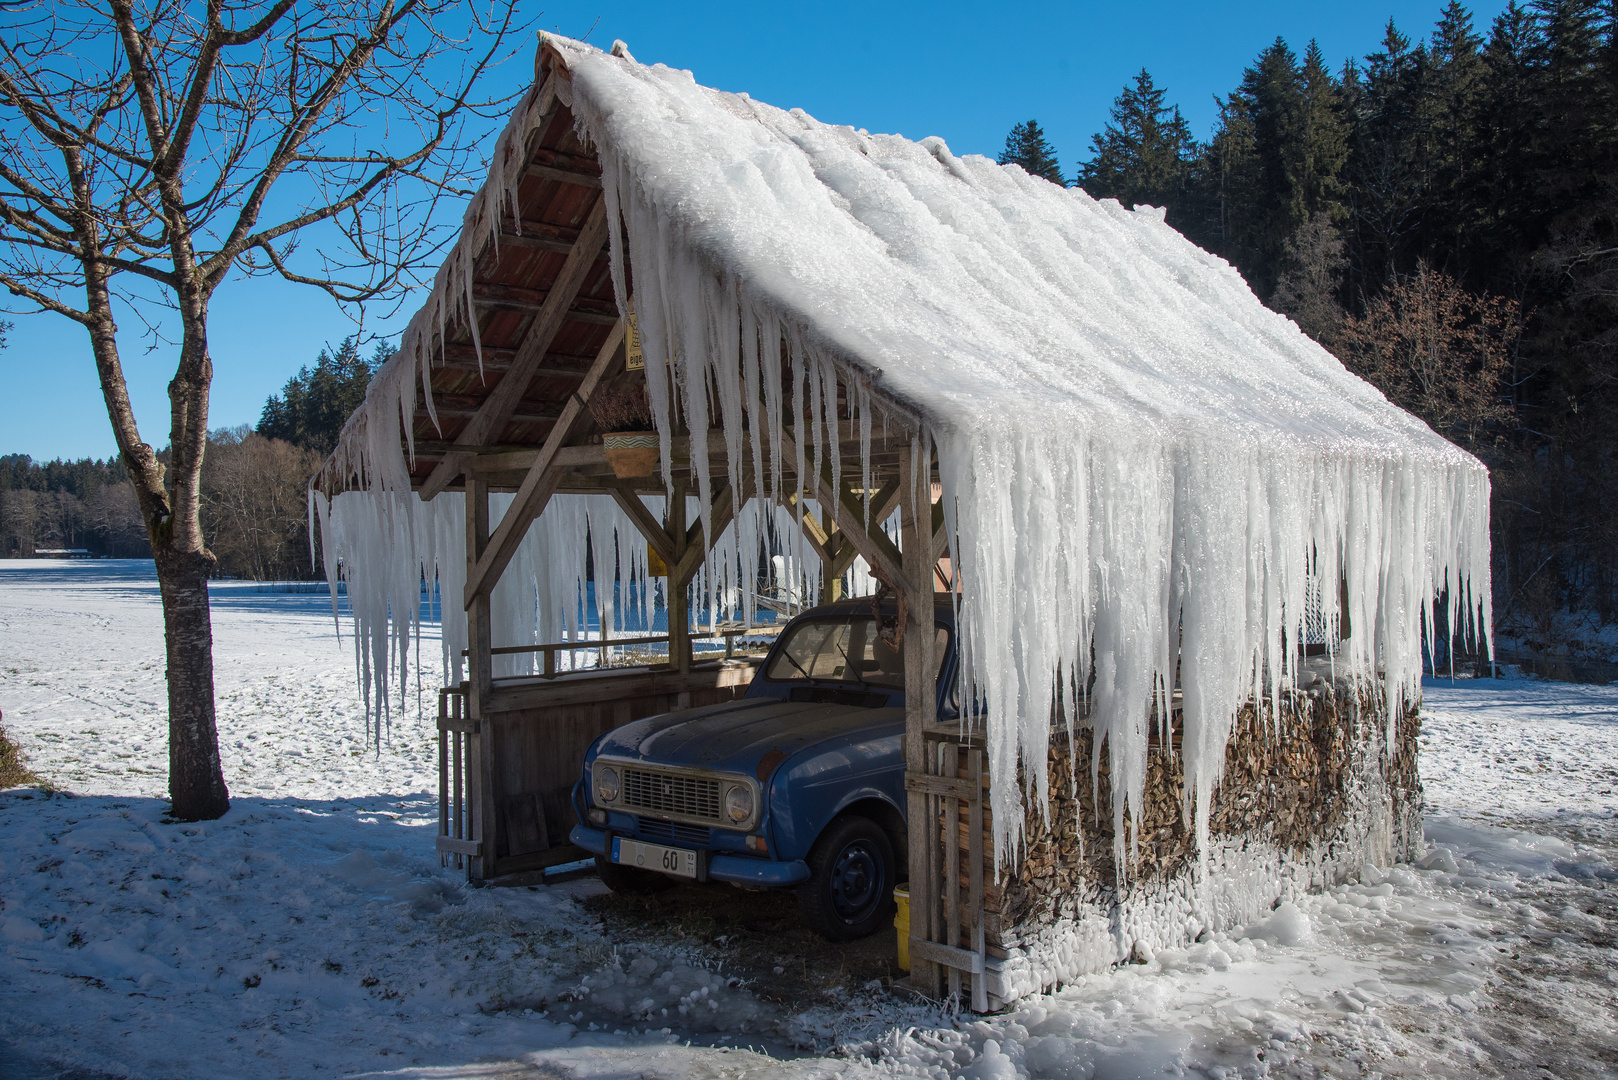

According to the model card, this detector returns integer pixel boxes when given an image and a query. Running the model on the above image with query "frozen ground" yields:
[1,560,1614,1080]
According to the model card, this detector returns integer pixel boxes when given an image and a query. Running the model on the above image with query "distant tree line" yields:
[2,337,382,580]
[1000,0,1618,654]
[0,454,148,558]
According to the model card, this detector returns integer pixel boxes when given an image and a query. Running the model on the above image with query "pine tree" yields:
[1076,70,1198,215]
[997,121,1064,184]
[257,337,387,456]
[1347,20,1426,289]
[1202,39,1349,297]
[1297,41,1350,223]
[1404,2,1488,278]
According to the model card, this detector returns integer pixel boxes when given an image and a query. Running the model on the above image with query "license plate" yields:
[611,836,698,879]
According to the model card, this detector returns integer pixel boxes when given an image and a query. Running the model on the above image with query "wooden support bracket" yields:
[780,430,904,587]
[604,483,678,569]
[671,479,740,586]
[463,320,625,606]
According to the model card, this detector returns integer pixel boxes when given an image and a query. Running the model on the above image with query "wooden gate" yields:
[906,733,989,1011]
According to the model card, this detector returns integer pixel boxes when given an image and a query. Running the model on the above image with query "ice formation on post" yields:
[322,35,1492,875]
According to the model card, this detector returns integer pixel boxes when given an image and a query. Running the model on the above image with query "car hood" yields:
[591,697,903,780]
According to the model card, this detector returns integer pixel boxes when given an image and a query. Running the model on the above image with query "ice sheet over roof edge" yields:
[547,35,1491,876]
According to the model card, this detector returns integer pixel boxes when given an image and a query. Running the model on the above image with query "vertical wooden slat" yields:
[452,727,464,839]
[969,746,987,1013]
[437,689,450,868]
[943,740,961,1001]
[667,482,692,707]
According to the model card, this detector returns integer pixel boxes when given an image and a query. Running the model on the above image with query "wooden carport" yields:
[322,41,981,1005]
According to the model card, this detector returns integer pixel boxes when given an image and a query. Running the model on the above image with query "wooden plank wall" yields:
[479,662,756,877]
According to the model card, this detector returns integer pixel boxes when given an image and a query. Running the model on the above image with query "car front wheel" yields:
[797,814,895,941]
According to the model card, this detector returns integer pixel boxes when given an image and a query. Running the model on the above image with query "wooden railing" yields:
[436,685,481,871]
[464,624,783,679]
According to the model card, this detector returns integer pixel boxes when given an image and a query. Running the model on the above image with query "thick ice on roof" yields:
[322,35,1490,879]
[550,35,1491,871]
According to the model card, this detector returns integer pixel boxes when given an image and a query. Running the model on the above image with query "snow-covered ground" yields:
[1,560,1614,1079]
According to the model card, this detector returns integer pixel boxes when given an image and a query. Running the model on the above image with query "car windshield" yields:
[764,617,947,690]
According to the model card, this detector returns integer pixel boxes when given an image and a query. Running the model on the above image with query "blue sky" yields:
[3,0,1511,462]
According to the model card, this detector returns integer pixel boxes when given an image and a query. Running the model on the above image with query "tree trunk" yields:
[81,263,230,822]
[155,544,230,820]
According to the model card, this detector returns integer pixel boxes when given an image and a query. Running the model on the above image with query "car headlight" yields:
[596,765,620,803]
[724,784,754,824]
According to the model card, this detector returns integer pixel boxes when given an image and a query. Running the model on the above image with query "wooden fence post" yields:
[465,477,495,881]
[899,446,941,997]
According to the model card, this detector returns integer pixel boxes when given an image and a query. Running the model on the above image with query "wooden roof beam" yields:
[524,162,602,188]
[418,197,610,500]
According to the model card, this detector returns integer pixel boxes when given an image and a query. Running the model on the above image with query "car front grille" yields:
[637,817,712,846]
[621,768,721,822]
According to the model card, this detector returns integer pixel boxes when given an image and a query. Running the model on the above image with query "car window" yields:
[765,617,949,690]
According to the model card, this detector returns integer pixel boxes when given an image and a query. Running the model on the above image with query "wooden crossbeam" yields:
[432,401,563,424]
[420,198,610,500]
[472,282,618,321]
[493,229,576,255]
[437,361,592,381]
[463,320,625,605]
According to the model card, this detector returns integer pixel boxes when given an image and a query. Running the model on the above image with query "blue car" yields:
[570,597,956,940]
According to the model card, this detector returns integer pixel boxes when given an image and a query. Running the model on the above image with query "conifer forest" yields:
[1000,0,1618,662]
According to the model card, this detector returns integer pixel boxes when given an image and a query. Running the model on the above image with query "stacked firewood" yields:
[945,677,1424,954]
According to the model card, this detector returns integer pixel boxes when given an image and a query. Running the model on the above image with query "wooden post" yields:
[823,503,844,602]
[899,447,941,996]
[667,482,692,706]
[465,476,495,881]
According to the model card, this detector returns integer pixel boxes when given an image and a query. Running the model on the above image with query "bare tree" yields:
[1338,262,1519,453]
[0,0,524,819]
[202,427,322,581]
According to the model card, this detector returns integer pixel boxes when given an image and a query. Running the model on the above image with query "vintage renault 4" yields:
[570,596,955,940]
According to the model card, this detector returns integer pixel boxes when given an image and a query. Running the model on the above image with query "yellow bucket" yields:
[893,884,910,971]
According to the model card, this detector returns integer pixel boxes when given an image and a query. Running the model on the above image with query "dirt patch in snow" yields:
[577,875,905,1013]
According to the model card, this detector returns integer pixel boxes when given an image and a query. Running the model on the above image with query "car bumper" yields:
[568,824,810,887]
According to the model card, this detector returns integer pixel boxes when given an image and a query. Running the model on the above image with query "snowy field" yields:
[1,560,1614,1080]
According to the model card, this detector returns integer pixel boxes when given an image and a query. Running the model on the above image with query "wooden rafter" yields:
[419,197,611,500]
[671,479,740,586]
